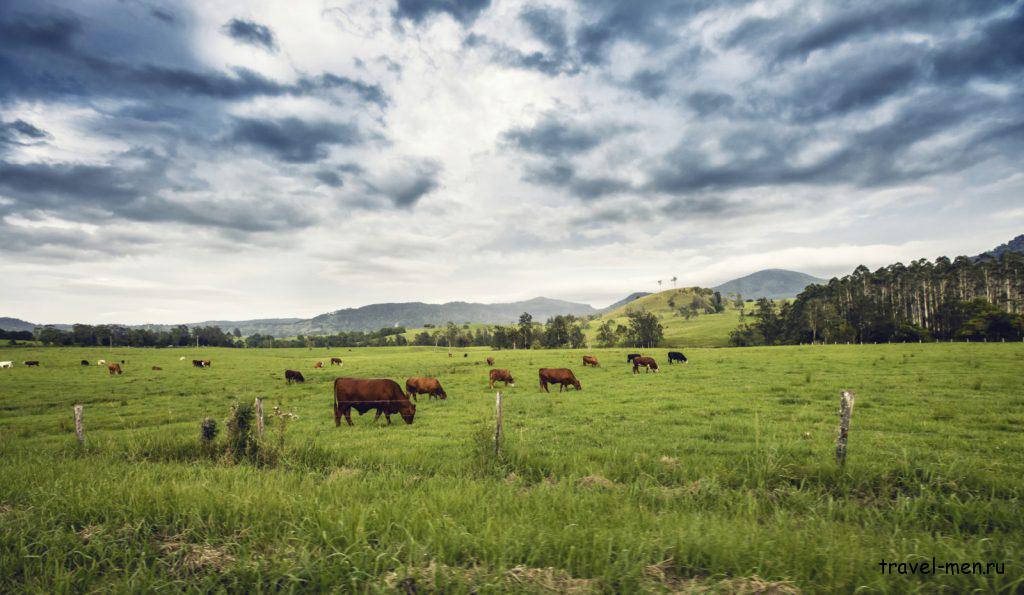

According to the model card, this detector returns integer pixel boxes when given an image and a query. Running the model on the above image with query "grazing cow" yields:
[24,361,40,367]
[488,369,515,388]
[202,359,211,368]
[0,361,12,369]
[192,359,203,368]
[668,351,687,364]
[582,355,600,367]
[107,363,123,375]
[406,377,447,400]
[632,356,659,373]
[486,357,495,366]
[80,360,89,366]
[97,359,106,366]
[333,378,416,426]
[152,366,162,371]
[285,369,305,384]
[626,353,641,363]
[314,361,324,369]
[330,357,343,366]
[539,368,581,393]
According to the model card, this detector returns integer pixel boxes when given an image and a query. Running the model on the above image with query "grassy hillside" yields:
[0,344,1021,592]
[588,288,748,348]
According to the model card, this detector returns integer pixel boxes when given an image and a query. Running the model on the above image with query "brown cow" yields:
[539,368,581,393]
[152,366,162,371]
[330,357,343,366]
[632,356,659,373]
[333,378,415,426]
[285,369,305,384]
[314,361,324,369]
[406,377,447,400]
[107,363,123,375]
[486,356,495,366]
[202,359,211,368]
[582,355,600,367]
[488,369,515,388]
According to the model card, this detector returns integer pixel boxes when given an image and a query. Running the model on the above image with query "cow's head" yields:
[400,401,416,424]
[573,379,582,390]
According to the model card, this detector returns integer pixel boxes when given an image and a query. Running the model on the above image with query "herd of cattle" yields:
[1,349,689,427]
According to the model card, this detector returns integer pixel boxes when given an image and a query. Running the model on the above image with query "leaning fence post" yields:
[495,392,504,455]
[836,391,855,466]
[254,397,264,436]
[73,404,84,446]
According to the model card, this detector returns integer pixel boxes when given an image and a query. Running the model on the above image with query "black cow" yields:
[668,351,687,364]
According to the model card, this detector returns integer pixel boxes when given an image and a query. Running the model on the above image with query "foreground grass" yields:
[0,344,1022,592]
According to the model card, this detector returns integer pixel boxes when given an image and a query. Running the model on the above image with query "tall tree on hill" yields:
[627,310,664,348]
[518,312,533,349]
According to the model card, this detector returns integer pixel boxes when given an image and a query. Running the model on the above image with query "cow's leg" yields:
[385,413,392,425]
[373,409,382,423]
[558,383,564,393]
[343,407,353,426]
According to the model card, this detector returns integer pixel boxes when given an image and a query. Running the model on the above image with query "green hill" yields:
[587,287,747,348]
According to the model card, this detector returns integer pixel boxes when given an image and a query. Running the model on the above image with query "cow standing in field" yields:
[626,353,641,363]
[633,356,659,373]
[107,363,123,375]
[24,361,40,367]
[406,377,447,400]
[97,359,106,366]
[330,357,343,366]
[285,370,305,384]
[488,369,515,388]
[192,360,203,368]
[0,361,12,369]
[486,357,495,366]
[333,378,416,426]
[582,355,600,367]
[80,360,89,366]
[539,368,581,393]
[668,351,687,364]
[314,361,324,369]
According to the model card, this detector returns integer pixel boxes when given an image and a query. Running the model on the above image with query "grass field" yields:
[1,344,1022,592]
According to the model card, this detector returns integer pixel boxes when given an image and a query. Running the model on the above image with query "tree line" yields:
[730,252,1024,345]
[20,311,667,349]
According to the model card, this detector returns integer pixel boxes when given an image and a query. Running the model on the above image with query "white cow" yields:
[179,356,186,361]
[0,361,12,369]
[97,359,106,366]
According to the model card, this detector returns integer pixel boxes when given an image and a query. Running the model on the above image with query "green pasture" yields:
[0,344,1021,592]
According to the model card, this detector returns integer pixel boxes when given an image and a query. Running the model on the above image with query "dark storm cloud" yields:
[502,115,619,157]
[392,0,491,24]
[0,120,50,146]
[523,161,632,200]
[0,158,315,233]
[365,159,442,208]
[228,117,363,163]
[222,18,278,52]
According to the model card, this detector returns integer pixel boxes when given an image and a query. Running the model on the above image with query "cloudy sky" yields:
[1,0,1022,324]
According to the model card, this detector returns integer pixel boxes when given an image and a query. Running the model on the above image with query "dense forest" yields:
[14,311,665,350]
[731,252,1024,345]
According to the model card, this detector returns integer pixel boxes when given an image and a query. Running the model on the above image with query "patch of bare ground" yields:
[158,534,235,576]
[578,474,616,489]
[384,561,599,593]
[645,561,799,594]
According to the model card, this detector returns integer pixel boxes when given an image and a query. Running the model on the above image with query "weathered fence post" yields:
[73,404,84,446]
[254,397,264,436]
[836,391,855,466]
[495,392,504,455]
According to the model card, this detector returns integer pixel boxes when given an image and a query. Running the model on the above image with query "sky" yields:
[1,0,1022,324]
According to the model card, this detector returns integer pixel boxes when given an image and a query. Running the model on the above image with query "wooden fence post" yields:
[836,391,855,466]
[73,404,84,446]
[254,397,264,436]
[495,392,504,455]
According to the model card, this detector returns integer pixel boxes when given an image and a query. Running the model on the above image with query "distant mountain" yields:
[0,317,37,332]
[713,269,826,300]
[976,234,1024,260]
[88,297,598,337]
[600,292,651,313]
